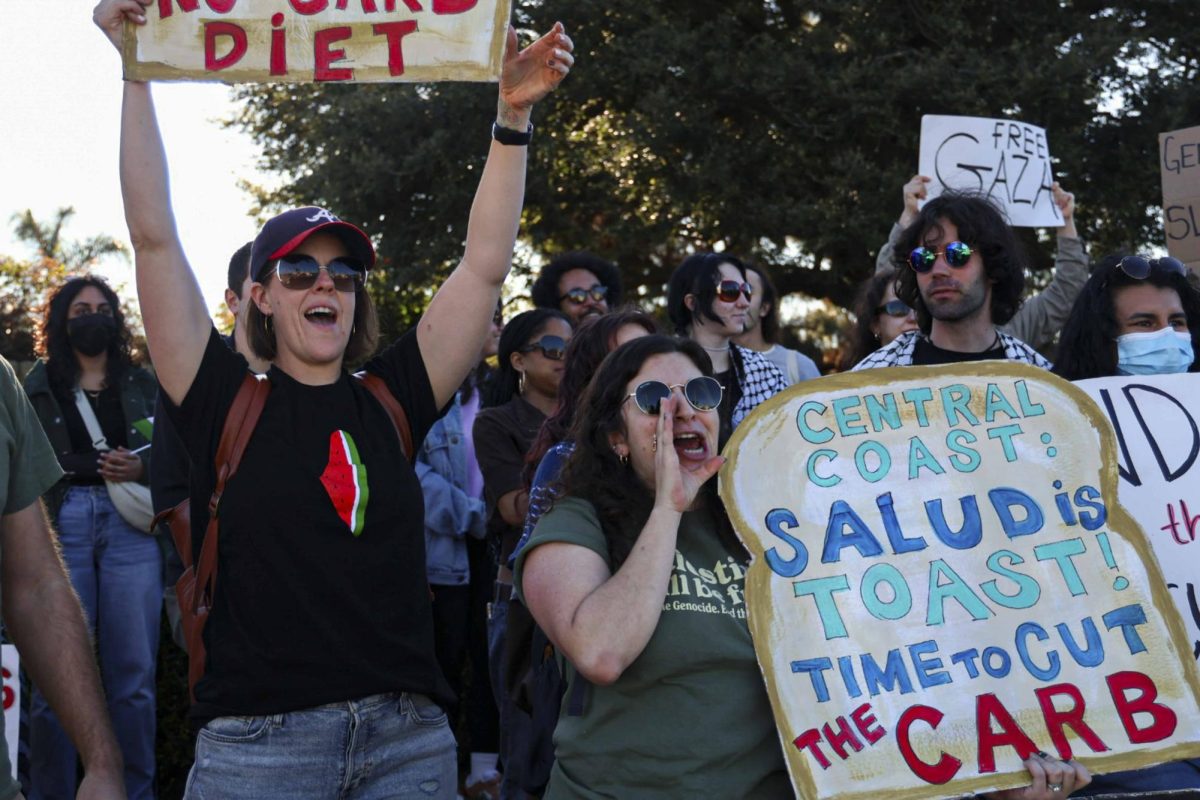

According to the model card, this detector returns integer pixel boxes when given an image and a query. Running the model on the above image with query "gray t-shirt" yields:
[761,344,820,385]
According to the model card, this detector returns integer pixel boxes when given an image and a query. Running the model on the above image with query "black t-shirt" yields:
[164,327,453,720]
[912,336,1007,366]
[714,366,742,448]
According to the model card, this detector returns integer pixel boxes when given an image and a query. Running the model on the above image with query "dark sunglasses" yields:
[908,241,973,273]
[272,255,368,292]
[560,284,608,304]
[716,280,753,303]
[626,377,724,416]
[874,299,914,318]
[519,335,568,361]
[1114,254,1187,280]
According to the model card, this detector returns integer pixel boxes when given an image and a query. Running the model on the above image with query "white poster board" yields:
[1,645,18,781]
[1159,126,1200,273]
[919,115,1061,228]
[1076,373,1200,661]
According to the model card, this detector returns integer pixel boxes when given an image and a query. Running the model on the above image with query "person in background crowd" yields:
[473,308,571,799]
[150,240,267,651]
[97,0,573,795]
[1054,253,1199,380]
[732,262,821,383]
[23,275,160,800]
[666,253,786,444]
[854,191,1052,370]
[530,252,622,325]
[839,268,919,370]
[516,335,791,798]
[0,354,126,800]
[875,175,1086,350]
[418,307,503,799]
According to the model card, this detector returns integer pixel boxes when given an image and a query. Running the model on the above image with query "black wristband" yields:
[491,121,533,146]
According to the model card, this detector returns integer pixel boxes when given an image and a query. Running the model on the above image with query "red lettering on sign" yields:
[793,728,832,769]
[204,21,247,72]
[851,702,886,744]
[291,0,329,13]
[2,667,11,711]
[896,705,961,784]
[314,27,354,81]
[1035,683,1109,759]
[207,0,237,11]
[158,0,199,19]
[337,0,377,9]
[270,13,287,75]
[976,693,1037,774]
[822,716,864,760]
[373,21,418,76]
[385,0,425,10]
[432,0,477,13]
[1108,671,1178,744]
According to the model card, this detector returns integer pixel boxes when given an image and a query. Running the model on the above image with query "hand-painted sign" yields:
[919,115,1060,228]
[1159,125,1200,273]
[1076,373,1200,662]
[721,364,1200,800]
[123,0,512,83]
[1,645,17,780]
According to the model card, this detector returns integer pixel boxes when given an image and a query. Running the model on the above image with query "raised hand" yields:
[1051,182,1077,237]
[498,23,574,114]
[899,174,931,227]
[93,0,150,53]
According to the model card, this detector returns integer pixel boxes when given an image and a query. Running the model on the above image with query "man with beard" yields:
[530,252,622,325]
[853,191,1051,370]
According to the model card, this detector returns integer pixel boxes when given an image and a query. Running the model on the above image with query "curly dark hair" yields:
[893,191,1026,332]
[840,269,899,370]
[523,307,658,484]
[560,334,742,570]
[666,252,749,336]
[38,275,134,397]
[531,252,623,311]
[1053,254,1200,380]
[484,307,571,408]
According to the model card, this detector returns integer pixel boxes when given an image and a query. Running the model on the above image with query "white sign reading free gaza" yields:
[919,115,1062,228]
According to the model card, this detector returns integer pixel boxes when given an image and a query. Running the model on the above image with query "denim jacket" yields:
[417,395,487,586]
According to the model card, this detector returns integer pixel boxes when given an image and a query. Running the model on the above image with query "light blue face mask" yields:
[1115,327,1195,375]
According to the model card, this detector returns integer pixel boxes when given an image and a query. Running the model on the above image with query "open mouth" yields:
[673,431,709,461]
[304,305,339,328]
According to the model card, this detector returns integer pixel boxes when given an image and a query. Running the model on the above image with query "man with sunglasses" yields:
[530,252,623,325]
[854,191,1052,370]
[873,175,1086,351]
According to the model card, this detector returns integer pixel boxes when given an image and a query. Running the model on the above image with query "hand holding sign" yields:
[93,0,149,54]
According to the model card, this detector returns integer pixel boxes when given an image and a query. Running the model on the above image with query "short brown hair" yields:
[245,279,380,364]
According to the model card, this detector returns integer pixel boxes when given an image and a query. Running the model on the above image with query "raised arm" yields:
[95,0,212,406]
[875,175,930,274]
[417,24,573,407]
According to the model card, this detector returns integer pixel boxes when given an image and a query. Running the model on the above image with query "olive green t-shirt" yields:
[514,496,791,800]
[0,356,65,798]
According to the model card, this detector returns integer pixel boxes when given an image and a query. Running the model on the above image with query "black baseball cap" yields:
[249,206,376,283]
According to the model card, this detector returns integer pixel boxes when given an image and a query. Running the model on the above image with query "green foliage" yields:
[233,0,1198,340]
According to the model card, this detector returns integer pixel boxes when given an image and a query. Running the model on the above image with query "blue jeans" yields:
[488,591,532,800]
[30,486,163,800]
[183,693,457,799]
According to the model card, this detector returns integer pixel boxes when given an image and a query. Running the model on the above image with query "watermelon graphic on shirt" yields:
[320,430,370,536]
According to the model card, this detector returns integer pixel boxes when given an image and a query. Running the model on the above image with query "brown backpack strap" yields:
[190,374,270,614]
[356,371,413,463]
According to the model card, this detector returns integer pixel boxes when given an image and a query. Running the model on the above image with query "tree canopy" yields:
[233,1,1198,336]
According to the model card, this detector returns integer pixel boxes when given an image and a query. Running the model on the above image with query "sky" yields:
[0,1,273,317]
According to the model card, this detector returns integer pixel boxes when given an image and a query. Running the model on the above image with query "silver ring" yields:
[1049,783,1063,793]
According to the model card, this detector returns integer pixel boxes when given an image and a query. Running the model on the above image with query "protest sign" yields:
[1159,126,1200,272]
[1076,373,1200,662]
[1,645,16,780]
[919,115,1061,228]
[123,0,512,84]
[720,364,1200,800]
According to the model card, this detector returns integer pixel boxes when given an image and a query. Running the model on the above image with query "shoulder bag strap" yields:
[190,374,270,614]
[355,371,413,464]
[73,388,112,451]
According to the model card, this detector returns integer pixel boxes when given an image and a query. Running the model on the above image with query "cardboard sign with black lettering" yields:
[919,115,1061,228]
[123,0,512,83]
[1159,125,1200,273]
[720,364,1200,800]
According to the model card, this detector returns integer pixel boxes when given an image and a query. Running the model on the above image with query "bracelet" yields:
[491,121,533,146]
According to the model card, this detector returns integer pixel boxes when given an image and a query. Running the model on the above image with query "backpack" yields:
[154,370,412,702]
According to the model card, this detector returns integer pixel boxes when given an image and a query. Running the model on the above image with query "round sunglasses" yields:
[271,255,368,292]
[519,334,569,361]
[626,377,724,416]
[1114,254,1187,280]
[716,280,753,303]
[560,284,609,304]
[908,241,973,273]
[874,299,914,318]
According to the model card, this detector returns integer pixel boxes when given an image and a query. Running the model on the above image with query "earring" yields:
[652,434,657,453]
[518,369,526,394]
[263,314,274,336]
[613,446,628,466]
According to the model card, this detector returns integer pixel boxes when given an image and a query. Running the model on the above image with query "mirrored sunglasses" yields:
[716,280,752,303]
[908,241,973,273]
[560,284,609,304]
[626,377,724,416]
[874,299,914,318]
[1115,254,1187,280]
[272,255,368,292]
[519,334,569,361]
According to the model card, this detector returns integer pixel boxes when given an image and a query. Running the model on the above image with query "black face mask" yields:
[67,314,117,357]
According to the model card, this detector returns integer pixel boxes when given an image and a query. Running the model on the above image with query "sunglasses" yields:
[874,299,914,318]
[272,255,368,292]
[1114,254,1187,280]
[560,284,608,304]
[626,377,724,416]
[908,241,973,273]
[519,334,568,361]
[716,280,753,303]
